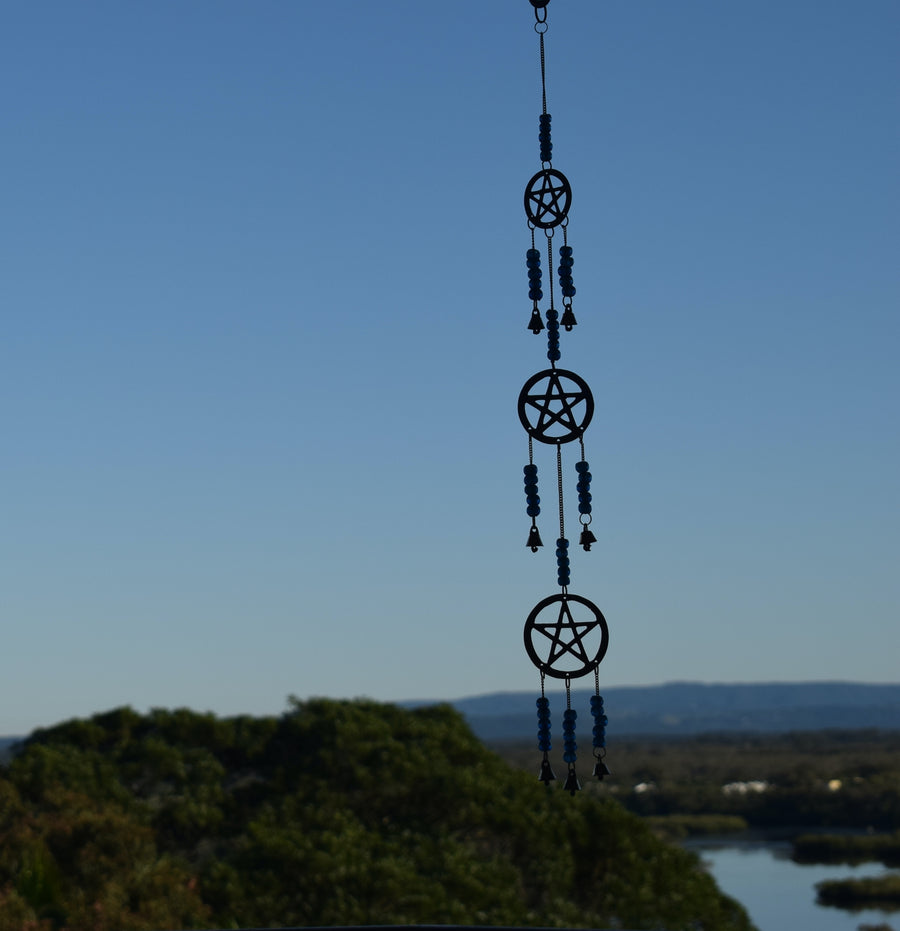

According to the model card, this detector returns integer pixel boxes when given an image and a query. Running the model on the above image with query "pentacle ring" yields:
[524,168,571,229]
[524,592,609,679]
[517,368,594,444]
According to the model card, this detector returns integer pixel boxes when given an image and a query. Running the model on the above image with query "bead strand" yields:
[546,308,561,362]
[524,463,540,519]
[539,112,552,163]
[526,248,543,302]
[558,244,575,298]
[590,694,607,750]
[559,242,578,330]
[562,707,577,763]
[556,536,570,587]
[526,247,545,333]
[575,460,592,517]
[536,696,552,753]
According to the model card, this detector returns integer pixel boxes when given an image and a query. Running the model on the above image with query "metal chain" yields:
[545,232,555,313]
[556,442,565,542]
[539,31,548,115]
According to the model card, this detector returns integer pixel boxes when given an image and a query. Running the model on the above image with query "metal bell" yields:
[538,755,556,784]
[527,525,544,552]
[579,527,597,551]
[563,768,581,794]
[561,306,577,330]
[593,760,611,780]
[528,308,545,334]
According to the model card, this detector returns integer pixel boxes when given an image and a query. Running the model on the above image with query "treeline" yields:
[0,699,755,931]
[494,730,900,830]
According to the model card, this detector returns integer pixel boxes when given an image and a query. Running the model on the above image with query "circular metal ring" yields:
[524,168,571,229]
[524,592,609,679]
[518,368,594,445]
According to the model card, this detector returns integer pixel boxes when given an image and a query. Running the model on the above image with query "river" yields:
[685,835,896,931]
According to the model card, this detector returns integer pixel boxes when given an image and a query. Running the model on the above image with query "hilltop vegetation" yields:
[0,699,754,931]
[495,730,900,831]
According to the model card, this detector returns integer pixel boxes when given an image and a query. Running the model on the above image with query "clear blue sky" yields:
[2,1,898,735]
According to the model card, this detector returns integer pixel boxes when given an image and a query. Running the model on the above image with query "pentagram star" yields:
[518,368,594,445]
[524,168,572,229]
[528,174,568,224]
[533,598,599,668]
[524,593,609,679]
[524,370,586,437]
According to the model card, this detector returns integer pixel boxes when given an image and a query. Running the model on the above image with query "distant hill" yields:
[422,681,900,741]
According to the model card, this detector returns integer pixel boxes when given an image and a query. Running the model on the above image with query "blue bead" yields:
[576,461,589,473]
[547,348,561,361]
[578,503,591,515]
[524,464,538,475]
[578,492,592,503]
[563,708,576,719]
[529,290,543,300]
[563,286,576,297]
[559,244,572,256]
[536,696,549,707]
[526,505,540,517]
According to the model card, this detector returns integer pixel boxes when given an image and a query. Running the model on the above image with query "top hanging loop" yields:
[531,0,549,24]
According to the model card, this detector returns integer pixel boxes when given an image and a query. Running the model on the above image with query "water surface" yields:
[687,837,896,931]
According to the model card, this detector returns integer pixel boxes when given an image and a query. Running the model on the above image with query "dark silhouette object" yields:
[517,368,594,444]
[524,592,609,679]
[524,168,572,228]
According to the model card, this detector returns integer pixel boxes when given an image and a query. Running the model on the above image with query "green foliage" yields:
[816,872,900,909]
[0,700,757,930]
[644,814,748,841]
[495,730,900,831]
[793,831,900,867]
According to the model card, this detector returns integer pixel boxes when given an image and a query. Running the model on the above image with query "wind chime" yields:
[517,0,610,793]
